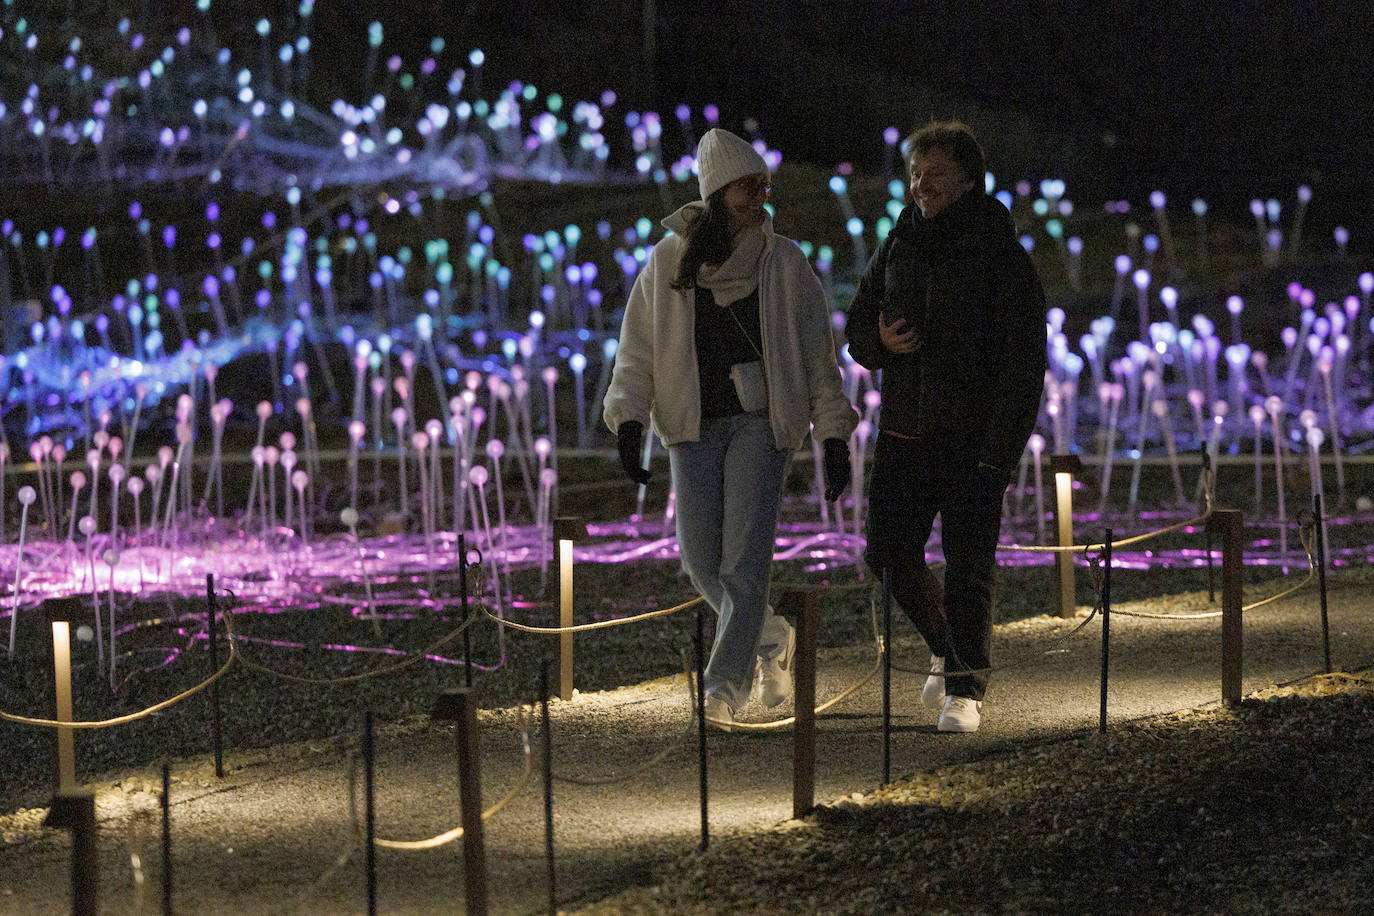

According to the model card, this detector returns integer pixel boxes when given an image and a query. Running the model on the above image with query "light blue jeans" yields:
[670,410,793,709]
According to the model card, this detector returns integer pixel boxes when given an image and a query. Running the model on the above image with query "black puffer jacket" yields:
[845,189,1046,477]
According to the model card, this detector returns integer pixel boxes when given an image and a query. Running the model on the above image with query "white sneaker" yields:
[921,654,946,709]
[752,621,796,708]
[937,696,982,733]
[703,695,736,732]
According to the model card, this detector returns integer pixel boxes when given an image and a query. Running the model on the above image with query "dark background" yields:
[297,1,1373,223]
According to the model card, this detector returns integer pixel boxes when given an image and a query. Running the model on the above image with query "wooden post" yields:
[434,689,488,915]
[45,791,98,916]
[161,764,173,916]
[1051,455,1083,619]
[789,589,817,818]
[1211,509,1245,706]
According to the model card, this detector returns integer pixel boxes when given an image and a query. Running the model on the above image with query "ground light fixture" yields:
[1050,454,1084,618]
[552,516,589,700]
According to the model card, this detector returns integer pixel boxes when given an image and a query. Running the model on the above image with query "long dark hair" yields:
[670,188,733,291]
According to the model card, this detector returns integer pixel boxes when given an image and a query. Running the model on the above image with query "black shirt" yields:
[694,284,762,419]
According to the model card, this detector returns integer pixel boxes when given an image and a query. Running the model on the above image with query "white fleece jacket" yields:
[602,207,858,450]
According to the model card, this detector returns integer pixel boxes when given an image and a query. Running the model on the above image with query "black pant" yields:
[863,433,1006,701]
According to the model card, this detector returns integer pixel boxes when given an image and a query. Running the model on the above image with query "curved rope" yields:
[485,595,703,634]
[707,598,886,732]
[1000,468,1216,554]
[1111,524,1318,620]
[0,601,241,729]
[889,549,1110,681]
[550,653,696,786]
[361,714,534,851]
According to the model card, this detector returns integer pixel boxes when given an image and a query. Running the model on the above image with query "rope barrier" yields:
[486,563,869,637]
[705,599,886,732]
[999,507,1213,554]
[483,594,703,634]
[1000,469,1216,555]
[549,653,696,786]
[353,712,534,851]
[1112,524,1318,620]
[888,556,1106,681]
[0,603,242,729]
[232,614,480,686]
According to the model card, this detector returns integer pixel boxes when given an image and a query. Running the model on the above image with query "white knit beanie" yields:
[695,128,768,201]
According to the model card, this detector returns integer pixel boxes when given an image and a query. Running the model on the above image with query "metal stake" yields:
[206,574,223,778]
[1315,494,1331,673]
[694,603,708,851]
[1100,529,1113,733]
[540,661,557,914]
[459,533,472,687]
[881,568,892,787]
[363,712,376,916]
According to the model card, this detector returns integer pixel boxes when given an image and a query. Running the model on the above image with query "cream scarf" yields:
[662,202,772,306]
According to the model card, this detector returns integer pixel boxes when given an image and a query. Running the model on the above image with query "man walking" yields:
[845,121,1046,733]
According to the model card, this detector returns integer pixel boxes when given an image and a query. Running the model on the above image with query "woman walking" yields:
[603,127,857,728]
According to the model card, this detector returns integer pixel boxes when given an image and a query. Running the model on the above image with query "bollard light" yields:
[52,620,76,791]
[1049,455,1083,619]
[552,517,588,701]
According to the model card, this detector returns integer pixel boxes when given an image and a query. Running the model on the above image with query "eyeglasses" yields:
[729,176,773,197]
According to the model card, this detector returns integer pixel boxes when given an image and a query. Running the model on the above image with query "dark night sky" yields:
[312,1,1372,228]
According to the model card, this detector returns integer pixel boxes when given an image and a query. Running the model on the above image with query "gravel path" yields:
[2,575,1370,914]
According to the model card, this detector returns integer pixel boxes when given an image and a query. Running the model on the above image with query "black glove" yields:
[822,437,851,502]
[616,421,651,485]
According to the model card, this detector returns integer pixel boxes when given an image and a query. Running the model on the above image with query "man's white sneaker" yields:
[921,654,946,709]
[937,696,982,733]
[752,621,796,708]
[703,695,737,732]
